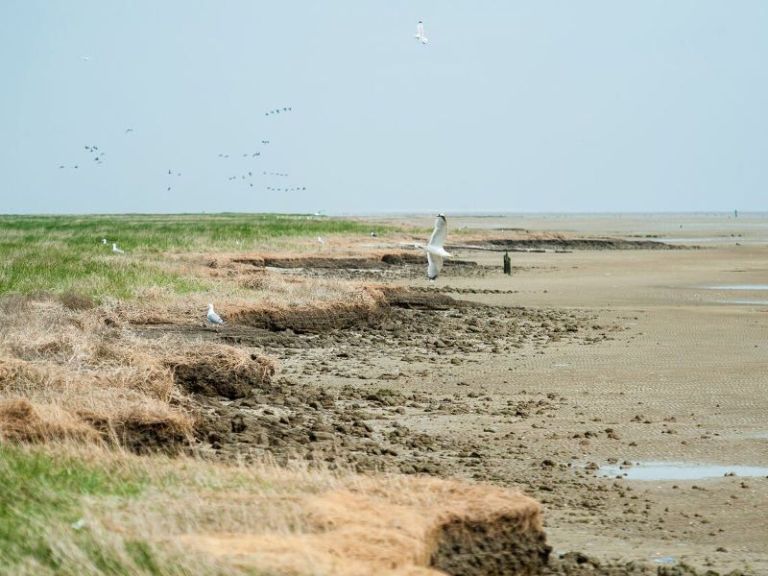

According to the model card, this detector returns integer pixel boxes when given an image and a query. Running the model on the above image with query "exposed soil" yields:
[461,238,682,251]
[228,253,483,282]
[137,290,603,477]
[430,514,550,576]
[165,348,275,399]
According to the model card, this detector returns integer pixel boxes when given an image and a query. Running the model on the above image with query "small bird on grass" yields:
[112,243,124,254]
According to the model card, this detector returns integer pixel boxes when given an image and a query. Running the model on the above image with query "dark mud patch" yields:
[430,515,550,576]
[164,348,275,399]
[232,253,484,280]
[78,410,192,455]
[234,253,478,270]
[188,377,448,474]
[230,302,388,333]
[543,553,745,575]
[380,287,461,310]
[464,238,682,252]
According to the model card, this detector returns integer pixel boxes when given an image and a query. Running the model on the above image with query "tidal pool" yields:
[703,284,768,290]
[597,461,768,481]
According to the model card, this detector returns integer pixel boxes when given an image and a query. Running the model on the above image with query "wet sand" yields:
[408,215,768,573]
[360,214,768,573]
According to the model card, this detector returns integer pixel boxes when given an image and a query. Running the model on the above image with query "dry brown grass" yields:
[0,296,255,453]
[82,452,545,576]
[0,267,381,453]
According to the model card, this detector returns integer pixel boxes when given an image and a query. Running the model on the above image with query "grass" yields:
[0,445,272,575]
[0,214,383,299]
[0,444,144,574]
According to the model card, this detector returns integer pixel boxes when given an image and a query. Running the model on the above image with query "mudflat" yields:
[261,212,766,574]
[386,213,768,574]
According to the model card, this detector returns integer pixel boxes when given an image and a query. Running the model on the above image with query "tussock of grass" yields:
[0,297,204,453]
[164,343,276,399]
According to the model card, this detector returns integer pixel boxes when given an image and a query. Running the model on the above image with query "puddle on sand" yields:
[702,284,768,290]
[717,299,768,306]
[597,461,768,481]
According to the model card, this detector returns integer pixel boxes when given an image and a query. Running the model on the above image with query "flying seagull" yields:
[414,20,428,44]
[206,303,224,327]
[424,213,451,280]
[112,243,124,254]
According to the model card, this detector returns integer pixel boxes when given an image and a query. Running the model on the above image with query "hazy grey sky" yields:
[2,1,766,214]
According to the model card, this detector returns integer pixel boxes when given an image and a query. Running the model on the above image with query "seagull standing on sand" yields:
[206,304,224,327]
[424,213,451,280]
[112,243,124,254]
[414,20,428,44]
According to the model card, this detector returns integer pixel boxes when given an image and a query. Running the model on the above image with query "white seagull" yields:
[317,236,325,245]
[414,20,428,44]
[206,303,224,327]
[101,238,107,245]
[111,243,124,254]
[424,213,451,280]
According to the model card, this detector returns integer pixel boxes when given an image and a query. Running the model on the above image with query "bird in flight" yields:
[414,20,428,44]
[424,214,451,280]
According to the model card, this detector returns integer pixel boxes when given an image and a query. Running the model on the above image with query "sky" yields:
[1,1,766,214]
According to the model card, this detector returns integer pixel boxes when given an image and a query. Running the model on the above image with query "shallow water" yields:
[702,284,768,290]
[717,299,768,306]
[598,461,768,481]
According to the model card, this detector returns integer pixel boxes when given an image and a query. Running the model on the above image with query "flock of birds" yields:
[57,108,294,194]
[65,19,431,190]
[83,19,437,328]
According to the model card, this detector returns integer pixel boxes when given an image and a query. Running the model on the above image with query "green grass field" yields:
[0,214,380,300]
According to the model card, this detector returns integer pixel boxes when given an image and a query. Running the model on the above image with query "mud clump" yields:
[164,344,275,399]
[430,514,550,576]
[231,303,387,334]
[79,409,192,455]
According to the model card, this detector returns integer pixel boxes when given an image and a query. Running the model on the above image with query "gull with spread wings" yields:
[423,213,451,280]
